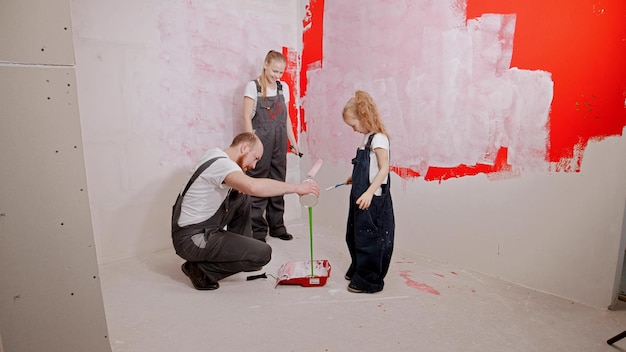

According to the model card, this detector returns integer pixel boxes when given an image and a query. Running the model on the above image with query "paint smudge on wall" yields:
[424,146,512,182]
[281,47,300,147]
[155,0,297,167]
[399,271,441,295]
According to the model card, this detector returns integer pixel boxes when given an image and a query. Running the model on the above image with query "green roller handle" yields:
[309,206,314,277]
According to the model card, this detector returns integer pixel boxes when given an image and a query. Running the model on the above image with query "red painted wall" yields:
[467,0,626,172]
[296,0,625,181]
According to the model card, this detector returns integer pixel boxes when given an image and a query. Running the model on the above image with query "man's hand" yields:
[297,179,320,196]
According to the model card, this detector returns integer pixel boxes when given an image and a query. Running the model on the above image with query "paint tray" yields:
[275,259,331,287]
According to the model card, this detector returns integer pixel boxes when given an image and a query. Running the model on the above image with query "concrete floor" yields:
[100,221,626,352]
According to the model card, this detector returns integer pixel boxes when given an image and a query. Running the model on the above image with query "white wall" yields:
[70,0,626,308]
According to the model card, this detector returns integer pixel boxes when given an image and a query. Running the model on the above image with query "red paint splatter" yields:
[434,273,445,278]
[424,146,512,183]
[281,46,299,150]
[451,272,458,275]
[300,0,325,133]
[467,0,626,171]
[390,166,421,180]
[399,271,440,295]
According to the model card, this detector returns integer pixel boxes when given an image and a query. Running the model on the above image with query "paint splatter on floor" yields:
[399,271,440,295]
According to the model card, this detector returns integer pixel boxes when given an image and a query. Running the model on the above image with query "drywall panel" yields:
[0,65,110,352]
[0,0,74,65]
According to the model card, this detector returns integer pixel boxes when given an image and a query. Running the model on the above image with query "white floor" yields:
[100,221,626,352]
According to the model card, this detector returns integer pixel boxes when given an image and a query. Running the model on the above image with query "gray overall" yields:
[171,157,271,282]
[247,80,289,240]
[345,134,395,293]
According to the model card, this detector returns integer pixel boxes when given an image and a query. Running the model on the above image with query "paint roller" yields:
[275,157,331,284]
[302,158,323,277]
[299,158,323,207]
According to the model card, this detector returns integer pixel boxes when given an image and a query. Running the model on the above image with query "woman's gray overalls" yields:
[247,80,290,241]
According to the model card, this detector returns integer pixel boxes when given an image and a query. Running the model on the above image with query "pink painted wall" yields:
[72,0,300,263]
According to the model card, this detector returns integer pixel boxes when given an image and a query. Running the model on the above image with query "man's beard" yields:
[237,155,248,172]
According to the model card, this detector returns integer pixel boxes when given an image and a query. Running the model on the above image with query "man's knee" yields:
[258,243,272,265]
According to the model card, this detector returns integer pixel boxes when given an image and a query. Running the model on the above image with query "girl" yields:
[342,90,395,293]
[243,50,300,242]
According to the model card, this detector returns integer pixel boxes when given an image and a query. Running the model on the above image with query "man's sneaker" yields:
[181,262,219,290]
[269,232,293,241]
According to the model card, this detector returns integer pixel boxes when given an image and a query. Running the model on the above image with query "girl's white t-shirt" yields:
[244,80,290,118]
[359,133,390,196]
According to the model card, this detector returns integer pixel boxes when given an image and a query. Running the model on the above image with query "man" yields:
[171,132,320,290]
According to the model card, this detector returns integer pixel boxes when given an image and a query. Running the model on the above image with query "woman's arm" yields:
[242,96,255,133]
[286,117,300,156]
[282,83,300,156]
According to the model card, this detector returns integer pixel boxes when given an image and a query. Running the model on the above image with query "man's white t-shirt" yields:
[359,133,390,196]
[177,148,242,227]
[243,80,290,119]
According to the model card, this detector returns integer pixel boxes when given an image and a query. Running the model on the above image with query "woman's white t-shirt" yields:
[244,80,290,118]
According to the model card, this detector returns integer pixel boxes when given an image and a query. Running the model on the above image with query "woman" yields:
[243,50,300,242]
